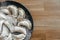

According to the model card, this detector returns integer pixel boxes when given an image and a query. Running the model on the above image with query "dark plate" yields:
[0,1,33,40]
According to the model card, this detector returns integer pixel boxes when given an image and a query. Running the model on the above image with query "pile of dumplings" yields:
[0,5,32,40]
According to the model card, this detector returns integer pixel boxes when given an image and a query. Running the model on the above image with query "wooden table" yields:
[1,0,60,40]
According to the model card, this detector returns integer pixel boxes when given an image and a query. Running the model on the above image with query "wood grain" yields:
[1,0,60,40]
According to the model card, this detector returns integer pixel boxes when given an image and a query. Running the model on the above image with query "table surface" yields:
[1,0,60,40]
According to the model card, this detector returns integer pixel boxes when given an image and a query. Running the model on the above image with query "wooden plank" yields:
[1,0,60,40]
